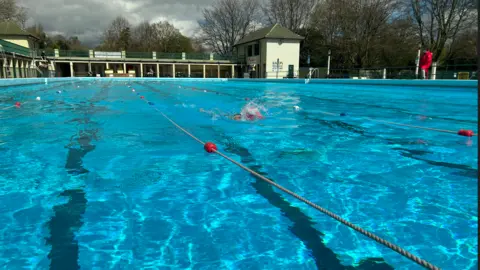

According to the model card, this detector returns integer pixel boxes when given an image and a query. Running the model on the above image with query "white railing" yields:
[305,68,319,84]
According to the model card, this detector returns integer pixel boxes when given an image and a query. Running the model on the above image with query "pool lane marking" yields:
[131,90,441,270]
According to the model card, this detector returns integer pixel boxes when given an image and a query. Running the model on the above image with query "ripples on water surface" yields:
[0,79,477,270]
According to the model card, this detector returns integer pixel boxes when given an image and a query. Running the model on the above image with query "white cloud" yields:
[17,0,215,46]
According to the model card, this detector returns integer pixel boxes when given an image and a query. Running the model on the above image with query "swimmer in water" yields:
[240,103,264,121]
[199,109,260,121]
[199,101,265,121]
[232,114,242,120]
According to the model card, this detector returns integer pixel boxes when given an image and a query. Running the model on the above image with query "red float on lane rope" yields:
[140,96,144,99]
[204,142,217,153]
[458,129,474,137]
[15,102,21,108]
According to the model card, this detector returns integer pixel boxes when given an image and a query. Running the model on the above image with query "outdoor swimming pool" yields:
[0,78,477,270]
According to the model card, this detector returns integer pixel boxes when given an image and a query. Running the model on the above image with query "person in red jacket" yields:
[419,49,433,79]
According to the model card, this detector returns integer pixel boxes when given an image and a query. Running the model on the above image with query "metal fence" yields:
[59,50,89,57]
[31,49,232,61]
[325,64,477,80]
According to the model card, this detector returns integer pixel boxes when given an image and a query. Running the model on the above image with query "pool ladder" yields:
[34,60,55,77]
[305,68,319,84]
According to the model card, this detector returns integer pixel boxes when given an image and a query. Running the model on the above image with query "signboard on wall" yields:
[272,61,283,72]
[247,57,257,65]
[94,51,122,58]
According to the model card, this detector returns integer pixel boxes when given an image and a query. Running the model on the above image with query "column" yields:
[181,52,186,60]
[12,59,16,78]
[217,65,220,78]
[8,59,13,78]
[327,50,331,76]
[32,61,35,77]
[203,65,206,78]
[26,61,30,77]
[106,62,109,69]
[172,64,175,78]
[431,62,437,80]
[2,59,7,78]
[18,61,22,78]
[156,63,160,78]
[50,61,56,77]
[187,64,191,78]
[22,61,27,78]
[29,61,34,78]
[14,59,19,78]
[140,63,143,77]
[231,65,234,78]
[123,63,126,74]
[22,61,25,78]
[88,62,92,73]
[54,49,59,58]
[415,47,421,79]
[70,62,74,77]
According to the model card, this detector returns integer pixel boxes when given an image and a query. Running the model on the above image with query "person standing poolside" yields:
[419,49,433,79]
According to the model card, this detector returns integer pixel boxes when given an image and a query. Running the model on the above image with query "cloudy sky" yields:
[17,0,216,46]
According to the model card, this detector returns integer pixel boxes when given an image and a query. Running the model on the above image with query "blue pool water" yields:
[0,78,477,269]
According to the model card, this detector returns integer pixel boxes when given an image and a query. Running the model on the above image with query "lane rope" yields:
[132,89,441,270]
[316,110,476,137]
[1,101,28,110]
[0,81,86,111]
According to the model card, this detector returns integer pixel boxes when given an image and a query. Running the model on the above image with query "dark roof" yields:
[234,24,304,46]
[0,21,39,40]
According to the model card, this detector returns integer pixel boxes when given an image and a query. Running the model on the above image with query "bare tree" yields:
[376,19,418,67]
[309,0,398,68]
[308,0,344,47]
[344,0,399,67]
[409,0,476,61]
[152,21,184,52]
[262,0,318,33]
[132,21,156,51]
[100,19,193,53]
[101,16,131,50]
[0,0,28,28]
[199,0,259,56]
[446,29,477,61]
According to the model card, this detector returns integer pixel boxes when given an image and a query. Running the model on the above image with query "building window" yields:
[254,44,259,56]
[247,45,253,57]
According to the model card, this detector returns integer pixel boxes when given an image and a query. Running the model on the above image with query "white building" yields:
[233,24,304,79]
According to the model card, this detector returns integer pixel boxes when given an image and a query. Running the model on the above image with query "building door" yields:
[288,65,294,78]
